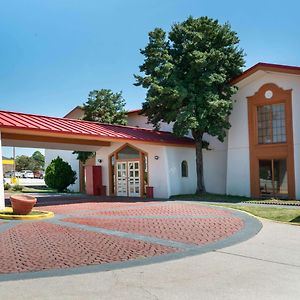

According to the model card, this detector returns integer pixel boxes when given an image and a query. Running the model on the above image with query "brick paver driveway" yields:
[0,200,261,279]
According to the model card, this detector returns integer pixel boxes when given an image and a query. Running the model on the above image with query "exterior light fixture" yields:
[154,155,159,160]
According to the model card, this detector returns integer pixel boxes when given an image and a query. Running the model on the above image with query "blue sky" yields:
[1,0,299,157]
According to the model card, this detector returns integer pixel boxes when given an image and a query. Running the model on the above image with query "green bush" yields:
[45,157,77,192]
[4,183,11,190]
[12,184,23,191]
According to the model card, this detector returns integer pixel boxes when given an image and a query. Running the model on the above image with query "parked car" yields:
[4,171,21,178]
[21,170,34,178]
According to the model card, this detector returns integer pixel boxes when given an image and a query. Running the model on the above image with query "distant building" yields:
[2,156,14,174]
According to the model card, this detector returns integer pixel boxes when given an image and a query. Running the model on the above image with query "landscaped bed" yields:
[0,207,54,220]
[244,199,300,206]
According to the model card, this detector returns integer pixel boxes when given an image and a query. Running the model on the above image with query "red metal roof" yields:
[0,110,194,146]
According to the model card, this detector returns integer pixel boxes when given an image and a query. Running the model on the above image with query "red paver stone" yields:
[39,201,152,214]
[64,216,244,246]
[0,222,177,274]
[78,203,232,217]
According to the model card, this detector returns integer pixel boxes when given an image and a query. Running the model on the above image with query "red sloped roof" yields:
[0,110,194,146]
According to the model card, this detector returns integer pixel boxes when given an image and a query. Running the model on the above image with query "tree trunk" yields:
[192,131,206,194]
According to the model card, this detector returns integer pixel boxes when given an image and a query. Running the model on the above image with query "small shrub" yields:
[45,157,77,192]
[12,185,23,191]
[4,183,11,190]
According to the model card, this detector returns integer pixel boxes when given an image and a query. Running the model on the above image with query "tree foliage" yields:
[30,151,45,172]
[44,157,77,192]
[135,16,245,193]
[83,89,127,124]
[74,89,127,163]
[15,155,31,172]
[15,151,45,172]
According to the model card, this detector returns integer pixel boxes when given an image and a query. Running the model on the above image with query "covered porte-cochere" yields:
[0,109,196,209]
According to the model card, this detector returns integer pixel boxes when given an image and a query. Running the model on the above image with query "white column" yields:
[0,131,5,209]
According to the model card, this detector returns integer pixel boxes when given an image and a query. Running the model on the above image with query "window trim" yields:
[247,83,295,199]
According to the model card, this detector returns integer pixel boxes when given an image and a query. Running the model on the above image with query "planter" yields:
[10,195,37,215]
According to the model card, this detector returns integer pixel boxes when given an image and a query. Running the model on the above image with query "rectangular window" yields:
[257,103,286,144]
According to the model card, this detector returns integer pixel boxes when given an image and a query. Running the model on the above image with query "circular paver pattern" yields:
[0,201,261,280]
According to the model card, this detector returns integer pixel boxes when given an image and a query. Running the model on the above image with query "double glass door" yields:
[116,161,141,197]
[259,159,288,198]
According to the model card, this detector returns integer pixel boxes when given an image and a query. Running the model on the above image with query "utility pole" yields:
[13,146,16,176]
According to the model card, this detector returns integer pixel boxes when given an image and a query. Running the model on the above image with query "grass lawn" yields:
[22,186,58,193]
[5,186,81,194]
[170,193,250,203]
[171,193,300,206]
[5,186,57,194]
[212,204,300,224]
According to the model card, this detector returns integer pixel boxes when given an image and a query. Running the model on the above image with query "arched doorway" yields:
[109,144,148,197]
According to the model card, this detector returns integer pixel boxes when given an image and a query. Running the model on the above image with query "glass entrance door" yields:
[259,159,288,198]
[128,161,140,197]
[116,162,127,196]
[116,161,140,197]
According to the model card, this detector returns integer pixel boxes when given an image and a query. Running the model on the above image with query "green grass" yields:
[212,204,300,224]
[170,193,250,203]
[5,186,82,194]
[21,187,57,193]
[0,210,49,216]
[171,193,300,205]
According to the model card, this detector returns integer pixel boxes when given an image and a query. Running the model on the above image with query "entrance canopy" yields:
[0,110,195,151]
[0,109,195,209]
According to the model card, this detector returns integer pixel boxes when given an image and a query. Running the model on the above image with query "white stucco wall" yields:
[44,149,80,192]
[127,113,228,195]
[95,142,171,199]
[227,72,300,198]
[127,113,174,132]
[166,146,197,196]
[96,140,228,198]
[203,142,228,195]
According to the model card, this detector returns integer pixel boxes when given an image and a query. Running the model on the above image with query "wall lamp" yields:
[154,155,159,160]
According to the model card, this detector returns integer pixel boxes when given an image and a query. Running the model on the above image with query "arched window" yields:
[181,160,188,177]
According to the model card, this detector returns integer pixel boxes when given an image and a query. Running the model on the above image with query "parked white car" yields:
[21,170,34,178]
[4,171,22,178]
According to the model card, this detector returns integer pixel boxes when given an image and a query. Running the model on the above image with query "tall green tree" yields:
[74,89,127,163]
[15,155,31,172]
[135,16,245,194]
[30,150,45,172]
